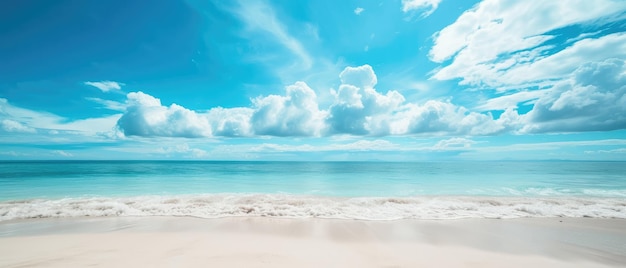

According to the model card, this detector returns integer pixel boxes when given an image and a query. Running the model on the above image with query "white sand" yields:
[1,217,625,267]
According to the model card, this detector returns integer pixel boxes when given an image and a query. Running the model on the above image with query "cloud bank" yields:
[113,65,513,138]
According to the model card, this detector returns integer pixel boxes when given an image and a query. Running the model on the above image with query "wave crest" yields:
[1,194,625,221]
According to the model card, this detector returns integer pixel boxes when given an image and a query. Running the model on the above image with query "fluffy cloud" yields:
[521,58,626,133]
[84,81,124,92]
[251,82,326,136]
[115,83,328,138]
[206,107,253,137]
[327,65,504,136]
[328,65,404,135]
[430,0,626,88]
[396,101,501,135]
[114,65,510,138]
[401,0,441,17]
[117,92,213,138]
[354,7,364,15]
[425,0,626,135]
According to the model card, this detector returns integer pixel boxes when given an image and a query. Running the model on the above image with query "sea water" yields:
[1,161,625,220]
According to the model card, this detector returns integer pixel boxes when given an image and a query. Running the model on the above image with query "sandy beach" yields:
[1,216,624,267]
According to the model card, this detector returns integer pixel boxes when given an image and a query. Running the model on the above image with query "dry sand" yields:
[1,216,625,267]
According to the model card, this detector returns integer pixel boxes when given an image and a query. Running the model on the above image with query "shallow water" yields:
[1,161,625,220]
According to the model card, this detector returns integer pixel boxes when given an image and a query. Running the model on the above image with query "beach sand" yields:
[1,217,625,267]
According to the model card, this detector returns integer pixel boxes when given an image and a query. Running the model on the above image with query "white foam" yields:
[1,194,625,221]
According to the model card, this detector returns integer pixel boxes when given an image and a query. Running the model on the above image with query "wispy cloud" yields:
[401,0,441,17]
[0,98,121,135]
[84,81,124,92]
[86,97,126,112]
[429,0,626,89]
[53,150,73,157]
[233,0,313,70]
[354,7,364,15]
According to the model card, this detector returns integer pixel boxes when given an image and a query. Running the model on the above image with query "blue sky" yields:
[1,0,625,161]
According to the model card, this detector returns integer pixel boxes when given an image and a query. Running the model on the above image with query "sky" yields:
[1,0,625,161]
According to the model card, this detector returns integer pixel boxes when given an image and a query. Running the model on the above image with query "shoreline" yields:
[3,194,625,221]
[1,216,625,267]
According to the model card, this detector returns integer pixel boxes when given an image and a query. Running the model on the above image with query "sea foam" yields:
[1,194,625,221]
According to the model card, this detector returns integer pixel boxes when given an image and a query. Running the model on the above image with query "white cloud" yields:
[251,81,327,136]
[1,119,36,133]
[476,90,547,111]
[249,139,401,153]
[430,0,626,88]
[339,65,378,89]
[158,143,208,158]
[233,0,312,70]
[328,65,405,135]
[113,66,507,138]
[394,101,502,135]
[115,82,327,138]
[53,150,73,157]
[327,65,505,136]
[401,0,441,17]
[84,81,124,92]
[434,137,476,150]
[0,98,120,135]
[495,32,626,88]
[520,58,626,133]
[475,139,626,153]
[86,97,126,111]
[354,7,364,15]
[116,92,213,138]
[585,148,626,154]
[207,107,253,137]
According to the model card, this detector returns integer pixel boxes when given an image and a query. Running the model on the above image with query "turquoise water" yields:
[1,161,625,220]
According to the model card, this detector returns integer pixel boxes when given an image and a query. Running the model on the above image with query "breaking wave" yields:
[1,194,625,221]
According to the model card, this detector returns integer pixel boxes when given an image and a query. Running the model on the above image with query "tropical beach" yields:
[2,0,626,267]
[1,161,625,267]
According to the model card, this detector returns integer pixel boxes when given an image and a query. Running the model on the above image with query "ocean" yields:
[1,161,625,220]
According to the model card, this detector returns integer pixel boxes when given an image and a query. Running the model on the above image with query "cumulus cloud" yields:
[117,92,213,138]
[115,82,328,138]
[251,82,326,136]
[429,0,626,88]
[424,0,626,135]
[328,65,404,135]
[395,101,501,135]
[114,65,511,138]
[354,7,364,15]
[206,107,253,137]
[84,81,124,92]
[401,0,441,17]
[521,58,626,133]
[327,65,506,136]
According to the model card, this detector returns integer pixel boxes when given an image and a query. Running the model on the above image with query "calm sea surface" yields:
[1,161,625,220]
